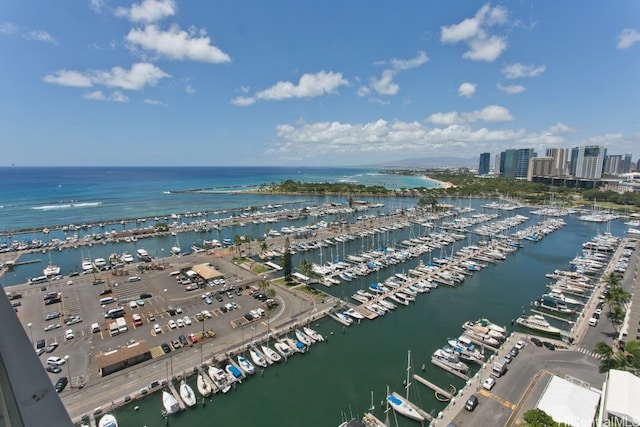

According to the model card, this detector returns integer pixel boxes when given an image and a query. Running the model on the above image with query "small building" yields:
[536,375,601,427]
[96,340,151,377]
[598,370,640,426]
[190,263,224,281]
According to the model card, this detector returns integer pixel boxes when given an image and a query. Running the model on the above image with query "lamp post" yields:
[64,355,71,381]
[27,323,33,344]
[164,288,168,311]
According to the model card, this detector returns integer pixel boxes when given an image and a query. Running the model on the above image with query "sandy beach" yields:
[425,175,456,189]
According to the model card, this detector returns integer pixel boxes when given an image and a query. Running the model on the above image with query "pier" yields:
[412,374,453,400]
[430,358,470,381]
[167,381,186,412]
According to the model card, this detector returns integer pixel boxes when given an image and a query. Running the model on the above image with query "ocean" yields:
[0,167,629,426]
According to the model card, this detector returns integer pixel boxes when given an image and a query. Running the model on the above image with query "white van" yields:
[100,297,116,306]
[91,323,100,333]
[588,317,598,327]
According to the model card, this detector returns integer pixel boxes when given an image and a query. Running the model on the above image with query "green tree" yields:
[522,408,560,426]
[282,237,292,285]
[297,258,313,277]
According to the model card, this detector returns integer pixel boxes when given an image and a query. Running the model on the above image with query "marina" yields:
[0,168,636,426]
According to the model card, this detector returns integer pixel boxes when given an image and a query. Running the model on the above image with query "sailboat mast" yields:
[405,350,411,401]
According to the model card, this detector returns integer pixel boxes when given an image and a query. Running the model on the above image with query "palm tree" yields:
[606,306,626,332]
[593,341,616,373]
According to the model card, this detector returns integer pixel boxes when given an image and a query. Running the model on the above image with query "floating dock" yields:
[430,358,470,381]
[412,374,453,400]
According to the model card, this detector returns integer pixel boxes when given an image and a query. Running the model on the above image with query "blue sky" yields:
[1,1,638,167]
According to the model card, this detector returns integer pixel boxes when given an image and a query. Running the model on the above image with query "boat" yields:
[81,257,93,273]
[162,390,180,415]
[93,258,107,270]
[121,251,134,263]
[225,364,243,383]
[295,329,313,346]
[544,290,583,306]
[249,348,268,368]
[463,318,506,339]
[237,355,255,375]
[137,248,151,261]
[98,414,118,427]
[208,365,231,393]
[285,336,306,353]
[343,308,364,320]
[196,371,212,397]
[171,234,181,255]
[273,341,293,358]
[516,314,562,335]
[432,348,469,373]
[261,344,282,363]
[534,297,576,315]
[303,326,324,342]
[179,379,197,407]
[447,337,485,364]
[43,252,60,277]
[387,351,425,422]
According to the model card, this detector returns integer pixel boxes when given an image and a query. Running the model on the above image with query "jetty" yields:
[412,374,453,400]
[530,308,575,325]
[430,358,470,381]
[167,381,186,411]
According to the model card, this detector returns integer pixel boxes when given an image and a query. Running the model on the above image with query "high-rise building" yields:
[545,148,568,176]
[572,145,606,179]
[500,148,535,179]
[604,155,622,175]
[569,146,580,177]
[527,157,553,181]
[478,152,490,175]
[623,153,632,173]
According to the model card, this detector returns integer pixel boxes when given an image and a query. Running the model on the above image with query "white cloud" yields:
[232,71,348,106]
[441,4,509,62]
[362,51,429,97]
[502,63,546,79]
[115,0,176,23]
[144,98,167,106]
[617,28,640,49]
[43,70,94,87]
[44,62,170,90]
[427,105,513,124]
[23,30,56,44]
[184,84,196,94]
[83,90,129,102]
[0,22,17,34]
[458,82,476,98]
[546,123,573,134]
[497,83,526,94]
[126,24,230,63]
[89,0,107,13]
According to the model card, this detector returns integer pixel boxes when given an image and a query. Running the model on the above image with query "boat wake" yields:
[31,201,102,210]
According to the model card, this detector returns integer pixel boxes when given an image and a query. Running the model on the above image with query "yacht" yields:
[516,314,562,335]
[121,251,134,263]
[343,308,364,320]
[432,348,469,373]
[98,414,118,427]
[137,248,151,261]
[303,326,324,342]
[261,344,282,363]
[273,341,293,358]
[208,366,231,393]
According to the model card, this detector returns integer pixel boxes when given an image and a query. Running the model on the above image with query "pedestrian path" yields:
[577,347,601,359]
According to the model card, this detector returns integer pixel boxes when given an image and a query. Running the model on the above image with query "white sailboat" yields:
[196,371,212,397]
[249,348,268,368]
[261,344,282,363]
[179,379,196,407]
[162,390,179,415]
[386,350,425,422]
[171,234,181,255]
[98,414,118,427]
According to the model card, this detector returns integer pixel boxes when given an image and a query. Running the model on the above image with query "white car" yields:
[168,320,177,329]
[183,316,192,325]
[153,324,162,334]
[515,340,526,350]
[176,319,184,328]
[482,377,496,390]
[47,356,66,366]
[64,329,74,340]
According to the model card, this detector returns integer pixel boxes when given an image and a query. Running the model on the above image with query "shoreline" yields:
[424,175,456,189]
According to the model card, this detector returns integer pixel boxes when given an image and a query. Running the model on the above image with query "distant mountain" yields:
[364,156,477,169]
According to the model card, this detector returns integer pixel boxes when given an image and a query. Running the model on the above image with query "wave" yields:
[31,201,102,211]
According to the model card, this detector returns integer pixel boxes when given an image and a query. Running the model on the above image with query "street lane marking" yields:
[477,389,516,409]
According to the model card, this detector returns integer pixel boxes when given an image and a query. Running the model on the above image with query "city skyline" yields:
[1,1,639,166]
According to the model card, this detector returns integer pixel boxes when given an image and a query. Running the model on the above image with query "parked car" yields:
[464,395,478,411]
[168,320,177,329]
[530,337,543,347]
[45,343,59,353]
[64,329,74,340]
[183,316,192,325]
[45,311,61,321]
[44,323,61,332]
[171,339,181,350]
[178,335,189,346]
[54,377,68,393]
[47,365,62,374]
[482,377,496,390]
[153,324,162,334]
[176,318,184,328]
[161,343,172,354]
[47,356,66,366]
[515,340,526,350]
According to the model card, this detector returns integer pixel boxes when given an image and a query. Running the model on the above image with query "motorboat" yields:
[343,308,364,320]
[432,348,469,373]
[249,348,268,368]
[81,257,93,272]
[196,371,212,397]
[273,341,293,358]
[285,337,306,353]
[261,344,282,362]
[43,264,61,277]
[516,314,562,336]
[137,248,151,261]
[179,379,196,407]
[303,326,324,342]
[162,390,180,415]
[93,258,107,270]
[237,355,255,375]
[98,414,118,427]
[121,251,134,263]
[463,318,506,339]
[387,351,425,422]
[208,365,231,393]
[447,337,485,364]
[544,290,583,306]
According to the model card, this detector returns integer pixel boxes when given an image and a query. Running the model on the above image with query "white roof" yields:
[603,370,640,425]
[537,375,601,427]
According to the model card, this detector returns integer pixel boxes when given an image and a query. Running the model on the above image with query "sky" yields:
[0,0,638,167]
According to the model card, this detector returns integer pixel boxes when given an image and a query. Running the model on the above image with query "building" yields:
[95,340,152,377]
[571,145,606,179]
[478,152,490,175]
[598,370,640,426]
[500,148,535,179]
[527,157,553,181]
[604,155,623,175]
[623,153,633,173]
[545,148,568,176]
[537,375,601,427]
[0,291,73,426]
